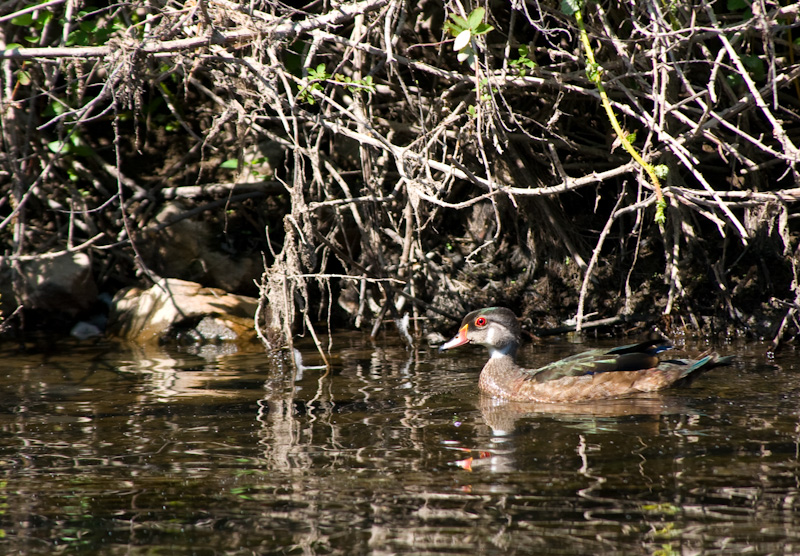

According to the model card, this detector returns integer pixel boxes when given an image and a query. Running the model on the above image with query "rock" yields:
[0,252,98,316]
[107,278,259,345]
[70,321,103,340]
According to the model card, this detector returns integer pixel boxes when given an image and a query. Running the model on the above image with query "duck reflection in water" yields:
[476,392,690,437]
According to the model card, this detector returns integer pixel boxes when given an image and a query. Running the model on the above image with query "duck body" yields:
[440,307,733,403]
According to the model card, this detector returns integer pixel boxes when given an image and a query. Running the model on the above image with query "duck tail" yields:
[672,353,735,387]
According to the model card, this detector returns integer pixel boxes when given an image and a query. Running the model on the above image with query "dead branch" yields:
[3,0,800,344]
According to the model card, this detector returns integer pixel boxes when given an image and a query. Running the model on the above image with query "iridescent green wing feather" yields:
[528,340,670,384]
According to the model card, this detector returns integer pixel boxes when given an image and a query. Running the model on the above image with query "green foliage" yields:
[509,45,537,75]
[478,77,495,100]
[12,8,54,44]
[307,63,329,82]
[66,11,127,46]
[334,73,375,93]
[652,543,680,556]
[569,1,668,228]
[298,63,330,104]
[14,68,30,86]
[220,156,273,180]
[444,7,494,39]
[584,60,603,83]
[47,133,96,182]
[742,54,766,81]
[11,2,131,47]
[465,78,497,119]
[445,7,494,69]
[560,0,583,17]
[655,198,667,225]
[726,0,753,19]
[47,137,83,156]
[9,2,149,187]
[298,63,376,105]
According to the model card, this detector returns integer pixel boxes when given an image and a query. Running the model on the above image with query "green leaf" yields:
[444,21,462,37]
[742,55,765,81]
[15,69,30,86]
[220,159,239,169]
[307,63,328,81]
[725,72,744,89]
[70,144,95,157]
[47,140,67,154]
[467,7,485,30]
[560,0,582,16]
[473,23,494,36]
[11,13,33,26]
[361,75,375,92]
[457,46,475,66]
[449,13,469,32]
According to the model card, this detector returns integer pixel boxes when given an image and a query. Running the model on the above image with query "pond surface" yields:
[0,330,797,555]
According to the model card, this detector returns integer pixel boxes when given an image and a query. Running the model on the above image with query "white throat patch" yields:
[485,325,512,359]
[485,325,498,345]
[488,344,513,359]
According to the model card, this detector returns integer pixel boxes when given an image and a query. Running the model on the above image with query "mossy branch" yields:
[572,6,667,225]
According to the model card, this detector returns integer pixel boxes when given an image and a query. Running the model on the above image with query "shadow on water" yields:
[0,332,798,555]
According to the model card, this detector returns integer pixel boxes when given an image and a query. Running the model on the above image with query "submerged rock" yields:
[107,278,258,345]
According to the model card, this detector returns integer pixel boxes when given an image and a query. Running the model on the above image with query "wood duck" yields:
[439,307,733,403]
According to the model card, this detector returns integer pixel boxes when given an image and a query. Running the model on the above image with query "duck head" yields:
[439,307,521,359]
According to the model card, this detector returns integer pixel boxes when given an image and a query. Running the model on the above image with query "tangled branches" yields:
[1,0,799,347]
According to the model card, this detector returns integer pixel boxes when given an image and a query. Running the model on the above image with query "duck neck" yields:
[479,348,525,400]
[488,343,518,360]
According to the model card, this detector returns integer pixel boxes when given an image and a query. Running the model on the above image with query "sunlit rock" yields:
[107,278,258,344]
[0,252,98,316]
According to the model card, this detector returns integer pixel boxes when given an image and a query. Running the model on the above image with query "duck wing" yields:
[528,340,671,384]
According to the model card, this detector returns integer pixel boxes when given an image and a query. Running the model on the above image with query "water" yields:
[0,331,797,555]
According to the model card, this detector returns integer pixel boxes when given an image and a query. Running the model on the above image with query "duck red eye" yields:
[475,316,487,327]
